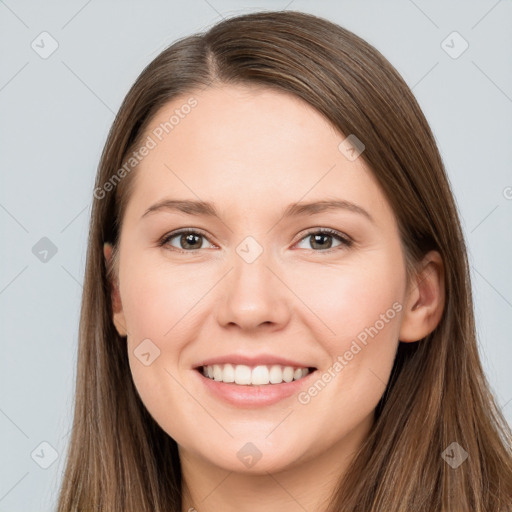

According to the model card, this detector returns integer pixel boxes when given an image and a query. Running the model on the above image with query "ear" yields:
[103,242,128,337]
[399,250,445,343]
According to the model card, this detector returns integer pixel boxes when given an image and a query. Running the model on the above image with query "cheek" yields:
[120,258,209,340]
[293,254,403,344]
[120,261,200,438]
[299,253,404,397]
[127,354,198,447]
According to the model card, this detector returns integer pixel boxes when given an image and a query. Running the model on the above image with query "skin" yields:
[104,85,444,512]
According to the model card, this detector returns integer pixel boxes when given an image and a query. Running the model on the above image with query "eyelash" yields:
[157,227,353,254]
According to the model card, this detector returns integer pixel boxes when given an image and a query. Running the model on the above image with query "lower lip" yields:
[194,368,317,408]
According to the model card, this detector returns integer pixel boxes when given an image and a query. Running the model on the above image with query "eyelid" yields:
[158,226,353,252]
[158,228,217,251]
[295,226,353,244]
[292,227,353,252]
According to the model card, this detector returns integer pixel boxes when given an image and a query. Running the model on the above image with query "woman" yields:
[56,10,512,512]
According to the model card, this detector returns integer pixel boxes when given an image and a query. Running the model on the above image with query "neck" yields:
[180,413,373,512]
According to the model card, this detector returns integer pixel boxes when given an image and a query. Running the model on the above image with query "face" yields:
[108,84,415,474]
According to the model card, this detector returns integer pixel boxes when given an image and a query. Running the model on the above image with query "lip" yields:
[193,367,317,408]
[193,354,316,369]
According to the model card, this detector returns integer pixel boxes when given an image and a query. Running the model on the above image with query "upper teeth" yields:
[202,364,310,385]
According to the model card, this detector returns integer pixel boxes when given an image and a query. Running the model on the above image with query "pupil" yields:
[182,233,201,249]
[178,233,333,250]
[312,233,331,249]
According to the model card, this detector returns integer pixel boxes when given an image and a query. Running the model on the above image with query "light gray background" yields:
[1,1,511,510]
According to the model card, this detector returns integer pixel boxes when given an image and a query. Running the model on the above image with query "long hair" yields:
[56,10,512,511]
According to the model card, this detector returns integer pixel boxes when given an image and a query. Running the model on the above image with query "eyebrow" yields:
[141,198,374,223]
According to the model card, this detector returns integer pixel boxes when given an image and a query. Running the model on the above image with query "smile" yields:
[198,364,315,386]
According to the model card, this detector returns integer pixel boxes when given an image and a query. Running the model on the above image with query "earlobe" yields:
[103,242,128,337]
[399,250,445,343]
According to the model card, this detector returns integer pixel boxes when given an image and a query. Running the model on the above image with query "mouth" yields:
[196,364,317,386]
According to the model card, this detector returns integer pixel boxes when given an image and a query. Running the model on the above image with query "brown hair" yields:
[56,10,512,511]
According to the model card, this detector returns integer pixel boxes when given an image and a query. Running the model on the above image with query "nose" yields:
[215,248,292,332]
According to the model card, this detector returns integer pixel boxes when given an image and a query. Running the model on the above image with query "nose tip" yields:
[214,256,291,332]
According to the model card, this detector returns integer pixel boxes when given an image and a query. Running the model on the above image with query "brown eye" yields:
[295,228,352,251]
[160,229,215,251]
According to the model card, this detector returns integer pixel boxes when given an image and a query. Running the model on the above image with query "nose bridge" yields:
[214,234,291,330]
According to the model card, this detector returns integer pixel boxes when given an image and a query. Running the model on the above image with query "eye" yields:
[159,229,216,252]
[295,228,353,251]
[158,227,353,253]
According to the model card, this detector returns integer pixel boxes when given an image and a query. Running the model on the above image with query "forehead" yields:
[124,84,394,226]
